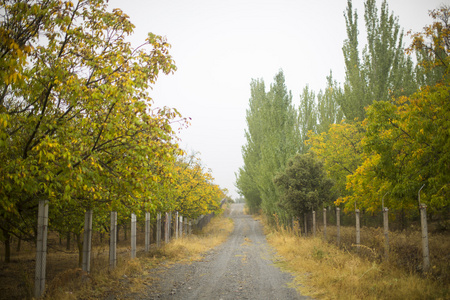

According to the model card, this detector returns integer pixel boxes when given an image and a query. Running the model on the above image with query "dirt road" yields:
[145,203,309,299]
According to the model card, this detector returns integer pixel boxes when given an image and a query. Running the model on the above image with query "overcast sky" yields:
[108,0,445,199]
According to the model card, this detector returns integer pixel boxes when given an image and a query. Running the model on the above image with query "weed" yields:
[311,246,326,260]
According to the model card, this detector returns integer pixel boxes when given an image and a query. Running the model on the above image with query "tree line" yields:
[237,0,449,228]
[0,0,225,262]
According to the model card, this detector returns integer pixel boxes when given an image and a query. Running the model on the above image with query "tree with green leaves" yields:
[0,0,183,261]
[257,70,300,222]
[345,6,450,217]
[236,79,266,213]
[237,70,300,221]
[316,71,344,134]
[340,0,417,121]
[274,153,335,219]
[307,121,365,206]
[298,85,317,153]
[409,5,450,86]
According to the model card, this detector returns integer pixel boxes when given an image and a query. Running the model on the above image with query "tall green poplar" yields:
[298,85,317,153]
[236,79,266,213]
[340,0,417,121]
[316,72,344,134]
[237,70,300,222]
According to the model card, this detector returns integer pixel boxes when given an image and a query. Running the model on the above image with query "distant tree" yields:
[237,70,300,221]
[298,85,317,153]
[316,71,344,134]
[274,153,335,218]
[236,79,266,213]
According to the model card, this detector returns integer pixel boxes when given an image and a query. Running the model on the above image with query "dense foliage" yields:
[0,0,224,262]
[238,1,449,227]
[274,153,335,217]
[236,71,300,222]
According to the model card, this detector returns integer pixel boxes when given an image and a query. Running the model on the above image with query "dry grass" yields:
[263,217,449,299]
[157,215,234,263]
[323,225,450,282]
[43,214,233,300]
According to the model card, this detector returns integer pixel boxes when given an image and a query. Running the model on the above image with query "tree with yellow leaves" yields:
[0,0,184,261]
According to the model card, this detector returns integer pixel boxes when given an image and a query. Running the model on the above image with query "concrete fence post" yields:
[82,210,93,273]
[355,209,360,252]
[165,212,170,244]
[109,211,117,269]
[312,211,316,237]
[188,219,192,235]
[383,207,389,260]
[131,213,136,259]
[179,216,183,238]
[145,212,150,252]
[420,204,430,272]
[336,208,341,247]
[175,212,179,239]
[34,200,49,299]
[323,208,327,240]
[184,218,188,237]
[303,213,307,236]
[156,212,161,248]
[169,212,173,238]
[418,184,430,272]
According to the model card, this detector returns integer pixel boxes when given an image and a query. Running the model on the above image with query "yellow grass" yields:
[160,215,234,262]
[44,214,234,300]
[263,218,449,300]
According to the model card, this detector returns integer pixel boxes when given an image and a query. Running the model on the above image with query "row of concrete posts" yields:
[34,202,197,298]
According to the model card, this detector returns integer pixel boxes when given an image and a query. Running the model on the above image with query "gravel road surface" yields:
[145,203,309,299]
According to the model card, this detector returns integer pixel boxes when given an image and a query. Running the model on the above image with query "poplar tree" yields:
[340,0,417,121]
[237,70,300,221]
[236,79,266,213]
[298,85,317,153]
[316,72,344,134]
[260,71,300,219]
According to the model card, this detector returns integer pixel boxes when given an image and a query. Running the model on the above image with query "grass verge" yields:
[43,214,234,300]
[262,217,449,300]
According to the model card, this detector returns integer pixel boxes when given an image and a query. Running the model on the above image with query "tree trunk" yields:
[3,229,10,263]
[16,235,21,253]
[76,233,83,268]
[66,232,71,251]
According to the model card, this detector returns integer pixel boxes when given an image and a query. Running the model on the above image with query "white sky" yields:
[108,0,446,199]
